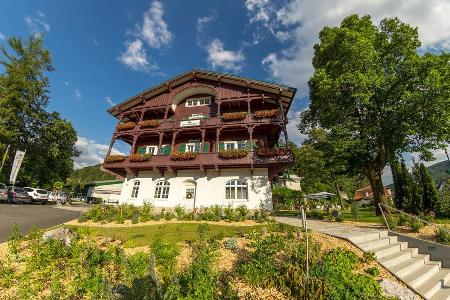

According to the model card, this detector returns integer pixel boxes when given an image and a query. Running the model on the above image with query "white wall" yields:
[89,183,123,203]
[119,168,272,210]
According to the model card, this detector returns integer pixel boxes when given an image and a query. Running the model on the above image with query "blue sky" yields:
[0,0,449,178]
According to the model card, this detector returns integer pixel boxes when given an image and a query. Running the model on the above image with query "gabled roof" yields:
[108,69,297,119]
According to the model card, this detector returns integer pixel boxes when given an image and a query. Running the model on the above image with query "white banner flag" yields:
[9,150,26,185]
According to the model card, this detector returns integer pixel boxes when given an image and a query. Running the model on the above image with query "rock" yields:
[42,227,76,246]
[378,279,421,300]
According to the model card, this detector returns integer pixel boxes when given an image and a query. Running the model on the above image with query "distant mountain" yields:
[427,160,450,184]
[69,164,118,184]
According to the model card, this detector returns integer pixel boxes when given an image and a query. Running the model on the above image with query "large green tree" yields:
[300,15,450,214]
[0,35,78,186]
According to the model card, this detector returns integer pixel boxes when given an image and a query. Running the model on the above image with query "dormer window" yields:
[185,96,211,107]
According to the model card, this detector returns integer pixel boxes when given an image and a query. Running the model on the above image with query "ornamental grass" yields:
[139,119,160,128]
[256,148,289,157]
[129,153,152,162]
[222,112,247,121]
[171,151,198,161]
[116,121,136,131]
[254,109,280,119]
[104,155,127,163]
[218,149,248,159]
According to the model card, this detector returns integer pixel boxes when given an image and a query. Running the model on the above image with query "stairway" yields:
[350,231,450,300]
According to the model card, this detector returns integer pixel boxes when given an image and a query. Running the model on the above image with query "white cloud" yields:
[119,39,157,72]
[140,1,172,48]
[73,136,125,169]
[74,89,82,101]
[196,13,217,47]
[262,0,450,97]
[0,32,5,40]
[25,12,50,34]
[105,96,116,107]
[286,110,308,146]
[206,39,244,72]
[64,81,70,86]
[92,38,101,46]
[246,0,271,23]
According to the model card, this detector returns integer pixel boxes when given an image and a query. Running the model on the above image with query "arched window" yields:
[154,180,170,199]
[225,180,248,200]
[131,180,140,198]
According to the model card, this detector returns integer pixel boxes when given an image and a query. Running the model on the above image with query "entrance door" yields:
[184,182,196,209]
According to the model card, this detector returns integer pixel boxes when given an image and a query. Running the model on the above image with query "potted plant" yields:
[222,112,247,121]
[139,119,160,128]
[254,109,280,119]
[256,148,289,157]
[116,122,136,131]
[129,153,152,162]
[170,152,198,161]
[104,155,127,163]
[218,149,248,159]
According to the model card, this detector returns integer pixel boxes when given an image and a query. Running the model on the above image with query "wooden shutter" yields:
[252,141,257,149]
[218,142,225,151]
[137,146,146,154]
[162,145,171,155]
[178,143,186,153]
[202,142,210,153]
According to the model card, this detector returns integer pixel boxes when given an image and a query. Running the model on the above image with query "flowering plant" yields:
[222,112,247,121]
[129,153,152,162]
[139,119,160,128]
[104,155,126,163]
[218,149,248,159]
[116,122,136,131]
[256,148,289,157]
[254,109,280,119]
[170,151,197,161]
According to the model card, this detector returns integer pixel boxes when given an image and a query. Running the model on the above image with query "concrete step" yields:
[390,256,427,277]
[416,269,450,299]
[378,248,419,268]
[402,262,441,289]
[430,288,450,300]
[359,236,398,251]
[372,242,408,259]
[349,231,388,243]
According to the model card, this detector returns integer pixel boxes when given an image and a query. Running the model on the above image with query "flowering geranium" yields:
[129,153,152,162]
[218,149,248,159]
[104,155,127,163]
[116,122,136,131]
[256,148,289,157]
[222,112,247,121]
[254,109,280,119]
[139,119,160,128]
[171,151,197,161]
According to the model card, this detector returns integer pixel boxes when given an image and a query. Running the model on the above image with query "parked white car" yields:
[24,187,49,204]
[49,191,68,204]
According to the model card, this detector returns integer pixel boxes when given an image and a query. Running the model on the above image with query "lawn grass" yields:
[69,222,279,247]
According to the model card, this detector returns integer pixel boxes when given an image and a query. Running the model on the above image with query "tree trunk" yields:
[366,166,387,216]
[334,180,345,209]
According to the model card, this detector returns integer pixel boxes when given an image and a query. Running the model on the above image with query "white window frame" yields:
[131,180,140,198]
[154,180,170,200]
[189,113,205,119]
[225,179,248,201]
[186,140,200,153]
[224,140,247,150]
[185,97,211,107]
[145,146,158,155]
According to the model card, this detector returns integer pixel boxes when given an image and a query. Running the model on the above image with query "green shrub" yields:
[153,214,161,221]
[335,214,344,222]
[363,251,377,262]
[435,227,450,245]
[397,214,408,226]
[174,205,186,220]
[365,266,380,277]
[7,223,22,257]
[224,237,238,251]
[351,204,360,220]
[0,260,15,288]
[164,211,176,221]
[235,205,249,221]
[223,205,235,222]
[139,203,153,222]
[151,231,180,282]
[386,216,398,229]
[211,205,222,221]
[131,212,139,224]
[409,218,423,232]
[78,213,89,223]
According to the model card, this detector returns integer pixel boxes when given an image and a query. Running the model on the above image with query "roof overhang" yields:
[107,69,297,119]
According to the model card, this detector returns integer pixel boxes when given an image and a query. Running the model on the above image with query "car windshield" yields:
[37,189,47,194]
[24,188,34,192]
[14,188,26,193]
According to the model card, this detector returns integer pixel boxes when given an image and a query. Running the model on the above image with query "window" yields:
[225,180,248,200]
[146,146,158,155]
[224,141,247,150]
[154,180,170,199]
[131,180,140,198]
[185,97,210,107]
[186,140,200,153]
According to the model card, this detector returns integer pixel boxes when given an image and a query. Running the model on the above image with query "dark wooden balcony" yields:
[102,149,294,178]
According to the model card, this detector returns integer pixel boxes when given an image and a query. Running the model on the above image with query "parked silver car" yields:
[7,187,32,204]
[24,187,49,204]
[0,183,7,202]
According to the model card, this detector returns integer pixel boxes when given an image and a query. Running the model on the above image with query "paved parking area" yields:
[0,203,87,242]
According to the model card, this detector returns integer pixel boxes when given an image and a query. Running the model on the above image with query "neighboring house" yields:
[84,180,123,203]
[353,185,392,205]
[277,174,302,191]
[102,69,296,210]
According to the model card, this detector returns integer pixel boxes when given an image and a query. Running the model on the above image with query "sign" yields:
[180,119,201,127]
[9,150,26,185]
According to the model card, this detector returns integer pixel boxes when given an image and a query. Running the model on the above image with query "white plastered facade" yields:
[118,168,272,210]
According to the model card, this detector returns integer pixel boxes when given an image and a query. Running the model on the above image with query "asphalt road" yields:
[0,203,84,242]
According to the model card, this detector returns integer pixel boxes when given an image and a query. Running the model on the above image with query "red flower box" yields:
[171,152,197,161]
[104,155,126,163]
[256,148,288,157]
[218,149,248,159]
[254,109,280,119]
[222,112,247,121]
[139,119,160,128]
[116,122,136,131]
[129,153,152,162]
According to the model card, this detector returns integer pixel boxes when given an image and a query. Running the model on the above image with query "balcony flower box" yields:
[171,151,197,161]
[139,119,160,128]
[129,153,152,162]
[256,148,289,157]
[116,122,136,131]
[222,112,247,121]
[104,155,126,163]
[218,149,248,159]
[254,109,280,119]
